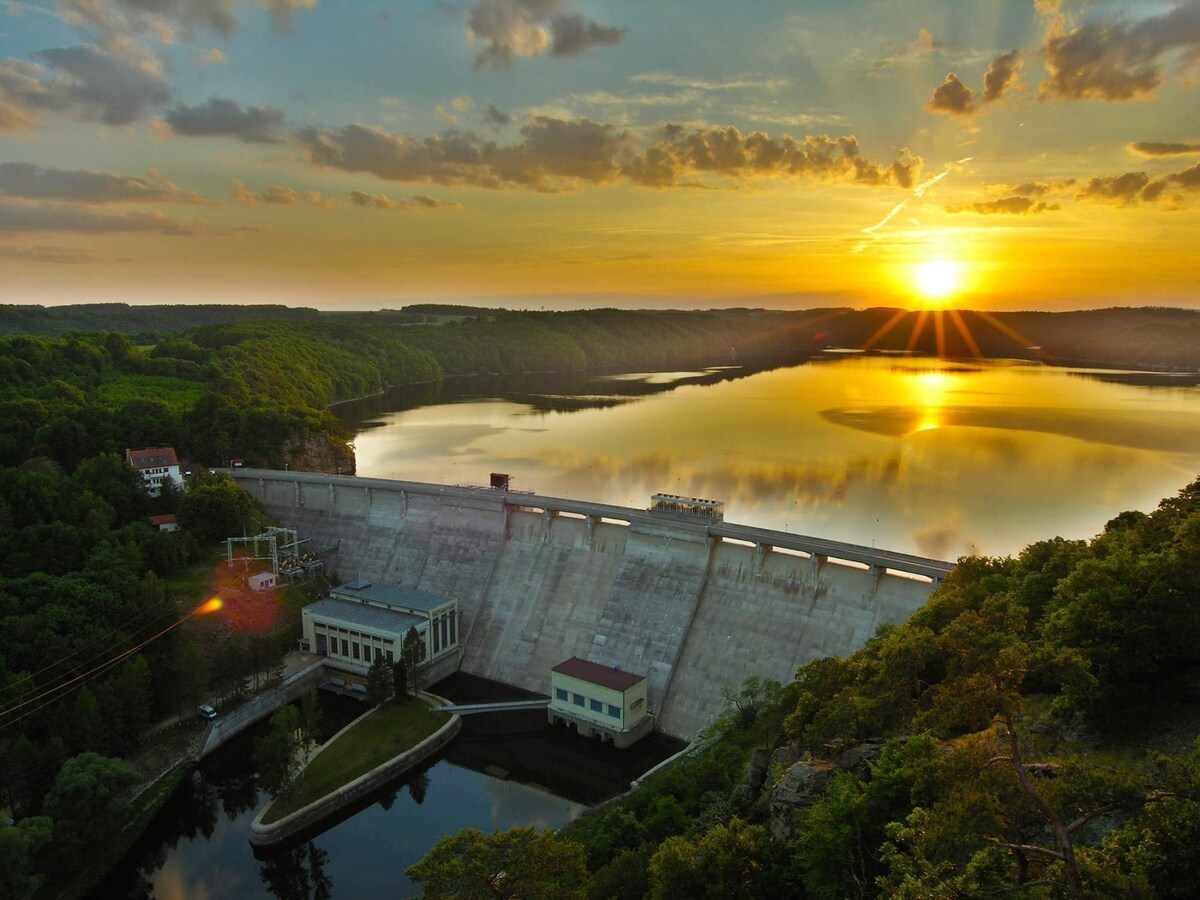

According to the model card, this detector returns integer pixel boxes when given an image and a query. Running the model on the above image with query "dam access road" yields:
[230,469,954,740]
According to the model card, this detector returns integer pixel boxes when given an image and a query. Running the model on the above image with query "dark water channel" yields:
[97,676,683,899]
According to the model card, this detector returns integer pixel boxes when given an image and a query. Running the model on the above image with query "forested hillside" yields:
[5,303,1198,372]
[411,479,1200,899]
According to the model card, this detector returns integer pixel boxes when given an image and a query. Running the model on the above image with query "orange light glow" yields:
[195,597,224,616]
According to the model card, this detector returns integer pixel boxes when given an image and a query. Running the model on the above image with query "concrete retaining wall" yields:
[249,698,462,848]
[233,471,949,740]
[199,659,328,760]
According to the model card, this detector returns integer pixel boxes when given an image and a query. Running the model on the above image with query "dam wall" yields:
[233,470,953,739]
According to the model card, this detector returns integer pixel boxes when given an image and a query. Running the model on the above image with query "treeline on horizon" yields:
[3,302,1199,371]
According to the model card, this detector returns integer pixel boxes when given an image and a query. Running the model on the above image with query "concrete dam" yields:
[230,470,954,740]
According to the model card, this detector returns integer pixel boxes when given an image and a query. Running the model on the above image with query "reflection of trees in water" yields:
[121,774,222,899]
[377,787,398,811]
[217,767,262,820]
[408,771,429,805]
[260,842,333,900]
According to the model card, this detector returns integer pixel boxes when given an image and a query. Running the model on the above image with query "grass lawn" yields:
[261,700,451,824]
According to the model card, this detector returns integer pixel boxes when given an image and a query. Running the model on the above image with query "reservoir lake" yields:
[341,355,1200,560]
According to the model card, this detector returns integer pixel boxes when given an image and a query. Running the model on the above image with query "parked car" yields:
[197,704,218,720]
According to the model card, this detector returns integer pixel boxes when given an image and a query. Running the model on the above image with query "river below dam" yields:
[99,676,683,899]
[337,354,1200,559]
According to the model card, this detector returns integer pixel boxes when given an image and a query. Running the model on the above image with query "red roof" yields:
[552,657,645,692]
[149,514,177,525]
[126,447,179,469]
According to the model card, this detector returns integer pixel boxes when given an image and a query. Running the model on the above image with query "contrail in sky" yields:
[853,157,974,252]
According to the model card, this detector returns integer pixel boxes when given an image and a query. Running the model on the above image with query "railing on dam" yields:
[225,468,956,583]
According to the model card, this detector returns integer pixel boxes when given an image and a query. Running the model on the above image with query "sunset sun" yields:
[913,260,963,304]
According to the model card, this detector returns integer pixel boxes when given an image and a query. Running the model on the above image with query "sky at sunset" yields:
[1,0,1198,310]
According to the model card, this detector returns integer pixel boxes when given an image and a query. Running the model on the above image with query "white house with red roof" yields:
[548,656,653,748]
[126,447,183,498]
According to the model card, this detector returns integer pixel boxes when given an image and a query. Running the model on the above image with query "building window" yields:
[341,639,349,657]
[449,612,457,645]
[363,644,372,663]
[352,642,360,660]
[573,693,585,707]
[608,704,621,718]
[556,688,568,701]
[432,621,441,654]
[590,699,603,713]
[385,650,394,664]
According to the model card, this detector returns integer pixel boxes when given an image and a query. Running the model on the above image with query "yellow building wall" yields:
[549,671,648,731]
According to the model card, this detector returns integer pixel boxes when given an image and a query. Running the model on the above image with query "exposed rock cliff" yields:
[284,435,356,474]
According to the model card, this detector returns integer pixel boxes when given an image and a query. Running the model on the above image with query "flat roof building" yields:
[301,579,459,680]
[548,657,653,748]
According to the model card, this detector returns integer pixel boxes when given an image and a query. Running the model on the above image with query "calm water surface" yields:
[102,683,681,899]
[344,356,1200,559]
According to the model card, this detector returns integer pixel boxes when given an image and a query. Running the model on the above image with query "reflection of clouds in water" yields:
[360,423,508,473]
[910,522,978,560]
[824,405,1200,454]
[485,779,586,829]
[155,858,245,900]
[535,446,910,513]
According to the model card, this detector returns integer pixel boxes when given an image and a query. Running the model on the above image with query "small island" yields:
[250,695,458,847]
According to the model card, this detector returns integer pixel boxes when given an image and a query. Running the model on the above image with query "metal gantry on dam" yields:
[229,469,954,740]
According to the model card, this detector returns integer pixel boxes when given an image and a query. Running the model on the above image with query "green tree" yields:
[176,473,262,542]
[299,689,323,748]
[647,817,780,900]
[42,752,138,858]
[401,627,426,695]
[97,654,153,756]
[392,657,408,701]
[407,826,588,900]
[0,813,53,900]
[179,639,208,712]
[366,653,393,707]
[254,705,302,799]
[68,686,103,754]
[212,635,248,703]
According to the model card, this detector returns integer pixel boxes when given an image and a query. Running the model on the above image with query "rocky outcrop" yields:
[285,434,355,474]
[769,759,837,840]
[736,738,889,841]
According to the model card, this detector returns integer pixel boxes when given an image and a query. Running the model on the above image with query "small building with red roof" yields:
[149,514,178,533]
[548,656,653,747]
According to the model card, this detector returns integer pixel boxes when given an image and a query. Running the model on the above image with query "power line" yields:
[0,600,220,729]
[0,592,184,698]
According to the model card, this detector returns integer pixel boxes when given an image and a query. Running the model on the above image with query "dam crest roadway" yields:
[229,469,954,740]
